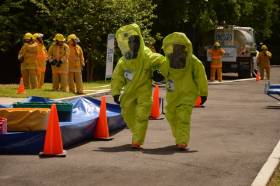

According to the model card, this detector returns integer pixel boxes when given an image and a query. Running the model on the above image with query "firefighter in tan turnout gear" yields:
[67,34,85,94]
[33,33,48,88]
[18,33,38,89]
[48,33,70,92]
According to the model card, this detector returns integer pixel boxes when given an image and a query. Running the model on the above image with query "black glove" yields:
[152,70,165,82]
[113,95,120,104]
[56,60,63,67]
[18,57,24,63]
[201,96,207,105]
[50,60,58,66]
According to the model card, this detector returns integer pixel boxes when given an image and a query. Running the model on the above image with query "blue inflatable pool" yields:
[0,96,126,154]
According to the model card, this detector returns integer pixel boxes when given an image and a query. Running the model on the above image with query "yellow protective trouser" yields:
[260,66,270,80]
[121,94,152,145]
[52,73,68,91]
[210,67,222,81]
[37,71,45,88]
[165,104,193,145]
[68,72,84,94]
[21,69,38,89]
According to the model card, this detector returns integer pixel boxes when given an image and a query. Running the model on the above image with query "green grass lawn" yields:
[0,81,111,99]
[268,164,280,186]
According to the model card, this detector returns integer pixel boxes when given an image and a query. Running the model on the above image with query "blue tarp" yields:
[0,96,126,154]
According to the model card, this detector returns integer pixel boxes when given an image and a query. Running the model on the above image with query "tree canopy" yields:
[0,0,279,82]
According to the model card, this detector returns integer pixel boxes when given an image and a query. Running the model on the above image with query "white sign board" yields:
[105,34,115,79]
[207,46,237,62]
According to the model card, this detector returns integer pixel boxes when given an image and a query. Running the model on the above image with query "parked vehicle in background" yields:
[204,25,257,78]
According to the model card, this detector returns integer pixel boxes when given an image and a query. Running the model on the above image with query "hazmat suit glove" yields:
[152,70,165,82]
[113,95,120,104]
[201,96,207,105]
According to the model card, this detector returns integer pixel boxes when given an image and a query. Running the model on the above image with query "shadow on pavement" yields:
[94,144,141,152]
[142,145,198,155]
[94,144,198,155]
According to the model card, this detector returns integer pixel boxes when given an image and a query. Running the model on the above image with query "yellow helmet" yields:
[261,45,268,50]
[33,33,44,39]
[23,33,33,40]
[67,34,80,42]
[53,33,65,42]
[214,41,221,47]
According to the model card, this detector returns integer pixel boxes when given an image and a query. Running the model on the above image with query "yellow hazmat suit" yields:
[48,34,70,91]
[18,33,38,89]
[34,33,48,88]
[161,32,208,149]
[67,34,85,94]
[257,45,272,80]
[111,23,165,148]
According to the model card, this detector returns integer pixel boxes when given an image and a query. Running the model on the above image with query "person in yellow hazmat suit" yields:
[111,23,165,149]
[67,34,85,94]
[48,33,70,92]
[160,32,208,150]
[18,33,38,89]
[33,33,48,88]
[257,45,272,80]
[208,41,225,82]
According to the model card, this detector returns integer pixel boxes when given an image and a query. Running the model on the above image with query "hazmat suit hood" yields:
[160,32,208,106]
[113,23,149,99]
[116,23,144,61]
[162,32,193,70]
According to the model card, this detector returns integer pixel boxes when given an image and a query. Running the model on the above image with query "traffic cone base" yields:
[39,150,67,158]
[93,96,111,140]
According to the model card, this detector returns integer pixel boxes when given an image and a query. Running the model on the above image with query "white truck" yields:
[206,25,257,78]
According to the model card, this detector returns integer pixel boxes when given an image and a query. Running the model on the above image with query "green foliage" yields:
[152,0,279,40]
[0,0,156,80]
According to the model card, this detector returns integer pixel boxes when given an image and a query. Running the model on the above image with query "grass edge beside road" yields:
[268,163,280,186]
[0,81,111,99]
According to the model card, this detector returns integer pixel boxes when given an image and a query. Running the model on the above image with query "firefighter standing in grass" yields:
[18,33,38,89]
[257,45,272,80]
[33,33,48,88]
[48,33,70,92]
[208,41,225,82]
[67,34,85,94]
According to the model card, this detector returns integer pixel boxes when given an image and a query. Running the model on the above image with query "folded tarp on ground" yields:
[0,96,126,154]
[0,108,50,131]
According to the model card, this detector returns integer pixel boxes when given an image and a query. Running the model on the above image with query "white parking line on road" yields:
[208,78,256,85]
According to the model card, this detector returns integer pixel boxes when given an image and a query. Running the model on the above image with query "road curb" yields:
[56,89,111,101]
[251,139,280,186]
[208,78,256,85]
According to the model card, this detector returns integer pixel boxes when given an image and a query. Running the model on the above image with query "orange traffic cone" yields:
[256,71,261,81]
[93,96,111,140]
[194,96,202,108]
[150,85,161,119]
[17,77,25,94]
[39,104,66,157]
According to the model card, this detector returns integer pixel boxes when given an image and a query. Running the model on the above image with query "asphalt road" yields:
[1,67,280,186]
